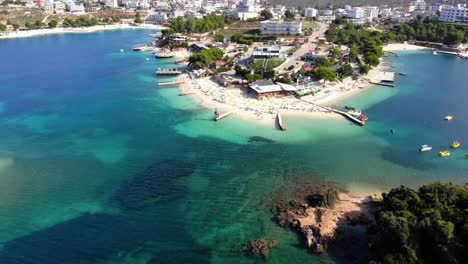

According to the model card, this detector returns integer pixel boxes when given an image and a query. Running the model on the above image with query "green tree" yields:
[359,64,371,75]
[284,10,295,19]
[349,44,359,61]
[12,23,20,30]
[25,21,33,29]
[214,33,224,42]
[0,23,6,32]
[189,48,224,69]
[48,19,58,29]
[364,52,380,67]
[246,73,262,82]
[444,30,464,45]
[314,67,337,81]
[339,63,353,78]
[317,57,331,67]
[134,17,143,24]
[34,20,43,29]
[260,9,273,20]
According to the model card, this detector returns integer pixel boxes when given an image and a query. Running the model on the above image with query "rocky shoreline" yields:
[272,185,375,254]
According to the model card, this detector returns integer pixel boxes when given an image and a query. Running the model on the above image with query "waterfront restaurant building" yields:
[248,80,298,98]
[260,21,303,35]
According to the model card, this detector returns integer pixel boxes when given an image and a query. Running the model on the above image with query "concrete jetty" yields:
[157,81,185,87]
[214,110,234,121]
[179,91,195,96]
[326,107,365,126]
[276,109,286,131]
[156,68,183,76]
[298,99,365,126]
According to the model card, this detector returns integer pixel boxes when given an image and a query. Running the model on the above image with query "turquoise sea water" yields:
[0,30,467,263]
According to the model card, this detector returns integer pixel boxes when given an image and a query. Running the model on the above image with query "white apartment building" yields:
[304,8,318,18]
[316,15,336,24]
[413,0,426,11]
[363,6,379,20]
[260,21,302,35]
[348,7,364,19]
[127,0,150,10]
[439,5,468,23]
[67,2,85,14]
[428,4,443,12]
[346,6,378,21]
[104,0,118,8]
[147,12,168,21]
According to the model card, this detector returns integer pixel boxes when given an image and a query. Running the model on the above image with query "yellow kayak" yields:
[439,150,451,157]
[450,141,461,148]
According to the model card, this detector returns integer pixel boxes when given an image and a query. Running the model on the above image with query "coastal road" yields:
[276,22,329,74]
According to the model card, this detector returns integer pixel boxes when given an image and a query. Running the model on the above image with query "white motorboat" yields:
[120,49,124,52]
[433,51,437,55]
[351,110,362,117]
[419,145,432,152]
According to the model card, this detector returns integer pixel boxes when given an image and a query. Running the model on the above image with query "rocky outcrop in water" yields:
[243,238,279,259]
[114,160,196,209]
[273,187,372,254]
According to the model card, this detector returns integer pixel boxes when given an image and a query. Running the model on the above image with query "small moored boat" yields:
[153,52,174,58]
[433,51,438,55]
[450,141,461,148]
[439,150,450,157]
[444,115,453,121]
[419,145,432,152]
[358,115,368,121]
[120,49,124,52]
[351,110,362,117]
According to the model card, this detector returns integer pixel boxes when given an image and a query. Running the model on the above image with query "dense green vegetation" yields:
[164,15,225,35]
[370,182,468,264]
[312,67,337,81]
[231,33,277,45]
[48,19,58,29]
[386,18,468,45]
[214,33,225,42]
[326,20,384,67]
[0,23,6,32]
[62,17,98,28]
[260,9,273,20]
[249,59,285,80]
[188,48,224,69]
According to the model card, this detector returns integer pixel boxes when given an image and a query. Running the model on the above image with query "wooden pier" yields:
[384,51,399,56]
[214,110,234,121]
[179,91,195,96]
[298,99,365,126]
[157,81,185,87]
[370,81,395,87]
[276,109,286,131]
[327,108,365,126]
[155,68,183,76]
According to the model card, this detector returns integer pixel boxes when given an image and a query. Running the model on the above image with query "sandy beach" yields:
[172,56,397,125]
[0,23,166,40]
[383,42,433,52]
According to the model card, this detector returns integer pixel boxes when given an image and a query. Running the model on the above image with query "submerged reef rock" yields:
[248,136,275,144]
[243,238,279,259]
[114,160,196,209]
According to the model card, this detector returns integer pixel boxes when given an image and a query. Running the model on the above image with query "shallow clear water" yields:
[0,30,467,263]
